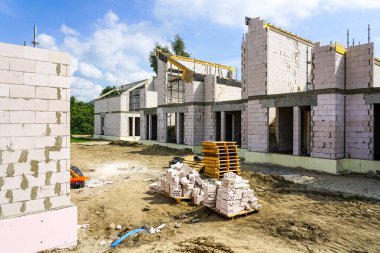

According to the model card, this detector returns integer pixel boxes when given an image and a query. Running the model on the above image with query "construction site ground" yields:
[53,141,380,253]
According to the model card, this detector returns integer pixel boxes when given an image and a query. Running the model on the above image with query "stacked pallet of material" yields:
[203,141,241,179]
[152,163,204,199]
[216,173,262,216]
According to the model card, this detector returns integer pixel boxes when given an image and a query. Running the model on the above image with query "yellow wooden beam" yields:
[265,22,315,47]
[333,42,346,55]
[171,55,235,72]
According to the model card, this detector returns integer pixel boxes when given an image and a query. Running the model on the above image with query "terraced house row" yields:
[95,17,380,174]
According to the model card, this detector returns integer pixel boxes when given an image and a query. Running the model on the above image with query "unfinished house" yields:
[243,17,380,173]
[140,51,242,152]
[0,42,76,251]
[93,78,156,141]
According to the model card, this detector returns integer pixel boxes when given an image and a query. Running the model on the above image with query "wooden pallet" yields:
[205,206,258,219]
[161,191,192,204]
[202,141,241,179]
[182,155,205,172]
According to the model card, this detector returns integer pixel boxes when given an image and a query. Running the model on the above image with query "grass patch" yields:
[71,136,100,143]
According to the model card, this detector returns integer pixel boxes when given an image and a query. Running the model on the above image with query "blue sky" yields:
[1,0,380,101]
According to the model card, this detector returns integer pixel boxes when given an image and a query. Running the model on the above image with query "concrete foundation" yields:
[0,205,77,253]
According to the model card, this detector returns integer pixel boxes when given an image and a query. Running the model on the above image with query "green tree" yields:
[149,43,171,74]
[100,86,117,96]
[170,34,190,57]
[70,96,94,135]
[149,34,190,74]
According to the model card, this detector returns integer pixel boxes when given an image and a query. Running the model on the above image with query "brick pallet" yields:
[202,141,241,179]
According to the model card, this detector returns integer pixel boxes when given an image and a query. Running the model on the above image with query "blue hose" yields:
[110,228,146,248]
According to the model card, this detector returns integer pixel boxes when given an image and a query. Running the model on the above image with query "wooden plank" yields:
[161,191,192,204]
[205,206,259,219]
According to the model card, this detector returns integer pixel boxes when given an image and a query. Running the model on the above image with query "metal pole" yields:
[368,24,370,43]
[347,29,349,49]
[31,25,39,48]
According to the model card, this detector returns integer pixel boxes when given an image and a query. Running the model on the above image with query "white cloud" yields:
[78,62,103,79]
[37,34,59,51]
[154,0,380,28]
[37,10,164,101]
[60,24,80,36]
[71,77,103,101]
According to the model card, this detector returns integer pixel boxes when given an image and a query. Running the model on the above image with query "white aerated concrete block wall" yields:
[184,106,204,146]
[267,30,311,94]
[204,75,215,103]
[140,112,147,140]
[374,64,380,87]
[203,105,215,141]
[94,96,121,113]
[245,18,268,97]
[157,60,167,106]
[214,83,241,101]
[0,42,76,251]
[0,42,72,218]
[312,45,345,90]
[311,94,345,159]
[157,108,166,142]
[345,94,374,160]
[248,100,268,152]
[241,103,248,149]
[346,43,374,89]
[293,107,301,156]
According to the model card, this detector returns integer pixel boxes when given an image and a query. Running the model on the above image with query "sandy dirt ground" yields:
[49,142,380,253]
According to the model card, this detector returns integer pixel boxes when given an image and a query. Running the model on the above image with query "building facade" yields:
[94,78,155,141]
[98,17,380,174]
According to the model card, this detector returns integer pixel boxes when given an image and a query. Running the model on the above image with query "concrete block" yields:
[36,112,58,124]
[35,61,58,75]
[24,46,49,61]
[9,58,36,73]
[48,100,69,112]
[24,72,49,86]
[0,83,9,97]
[49,51,70,65]
[10,84,35,98]
[0,42,24,58]
[48,75,71,88]
[0,56,9,70]
[0,110,9,123]
[36,87,58,100]
[10,136,36,150]
[10,111,35,123]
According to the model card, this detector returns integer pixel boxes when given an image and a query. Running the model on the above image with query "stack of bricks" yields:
[156,163,204,199]
[151,164,262,216]
[0,42,71,218]
[216,172,261,216]
[202,182,218,208]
